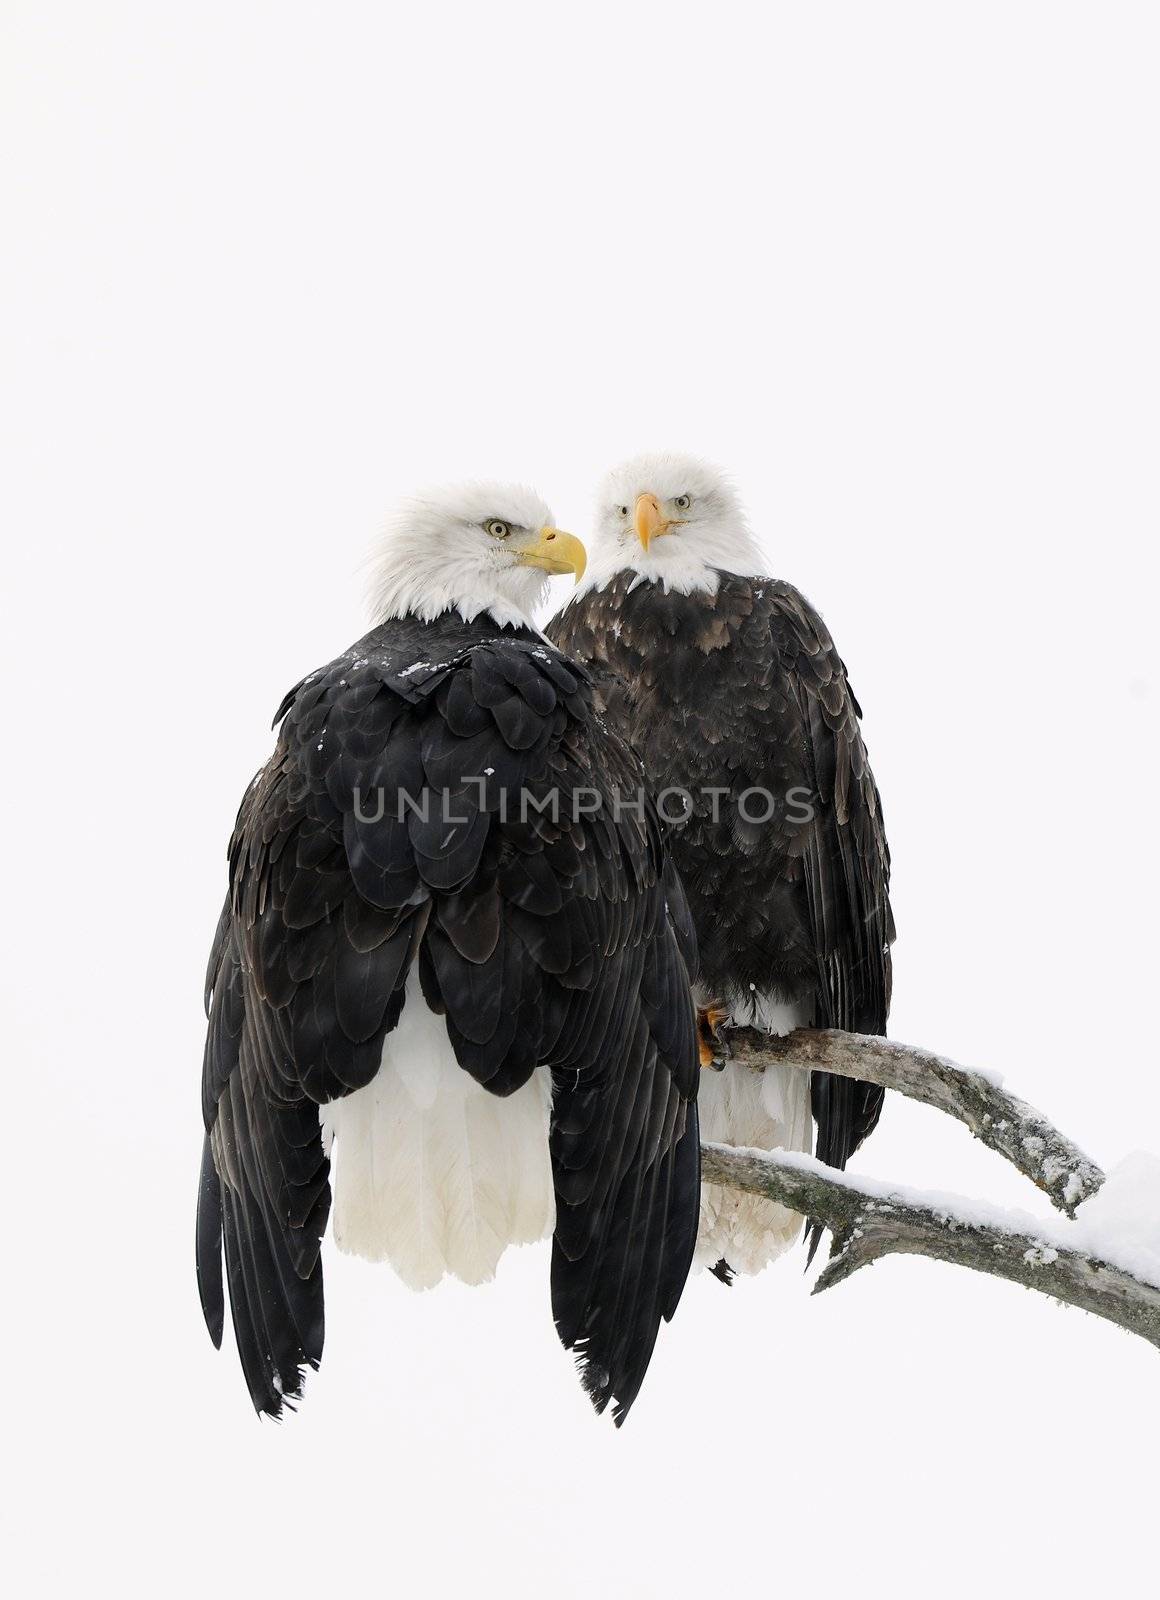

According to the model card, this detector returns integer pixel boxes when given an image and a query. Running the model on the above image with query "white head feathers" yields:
[367,482,559,630]
[575,451,764,600]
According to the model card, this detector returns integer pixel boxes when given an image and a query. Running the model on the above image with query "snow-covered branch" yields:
[727,1027,1104,1215]
[701,1142,1160,1352]
[704,1029,1160,1355]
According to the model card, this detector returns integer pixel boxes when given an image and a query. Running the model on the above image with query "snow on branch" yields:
[705,1029,1160,1356]
[701,1142,1160,1352]
[727,1027,1105,1215]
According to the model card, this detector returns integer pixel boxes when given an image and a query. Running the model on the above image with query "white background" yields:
[3,3,1159,1595]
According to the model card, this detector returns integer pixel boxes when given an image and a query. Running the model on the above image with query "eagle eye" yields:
[617,505,629,518]
[485,519,511,540]
[674,494,692,511]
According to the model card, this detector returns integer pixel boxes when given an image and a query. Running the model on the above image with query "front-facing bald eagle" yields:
[197,483,701,1423]
[547,453,893,1276]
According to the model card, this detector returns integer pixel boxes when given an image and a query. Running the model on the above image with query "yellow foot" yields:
[697,1004,732,1070]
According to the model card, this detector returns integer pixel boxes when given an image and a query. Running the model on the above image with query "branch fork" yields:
[704,1027,1160,1354]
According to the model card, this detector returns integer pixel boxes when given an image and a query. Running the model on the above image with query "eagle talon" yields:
[697,1004,732,1070]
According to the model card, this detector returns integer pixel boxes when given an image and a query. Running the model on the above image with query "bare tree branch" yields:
[727,1027,1105,1216]
[701,1142,1160,1353]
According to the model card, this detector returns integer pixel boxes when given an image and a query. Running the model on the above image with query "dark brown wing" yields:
[767,584,893,1173]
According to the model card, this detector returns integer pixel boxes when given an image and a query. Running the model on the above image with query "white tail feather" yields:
[321,970,554,1289]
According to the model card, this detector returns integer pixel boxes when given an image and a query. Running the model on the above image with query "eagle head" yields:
[586,451,763,596]
[368,482,586,628]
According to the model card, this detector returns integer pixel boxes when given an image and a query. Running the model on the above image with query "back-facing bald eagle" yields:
[547,453,893,1275]
[197,483,701,1422]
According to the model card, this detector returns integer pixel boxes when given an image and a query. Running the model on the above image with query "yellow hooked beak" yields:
[634,492,677,550]
[515,526,587,583]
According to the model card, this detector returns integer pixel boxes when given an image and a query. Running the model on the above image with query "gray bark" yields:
[727,1026,1104,1215]
[702,1029,1160,1355]
[701,1142,1160,1352]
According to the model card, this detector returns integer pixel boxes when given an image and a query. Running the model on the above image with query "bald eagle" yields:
[197,483,701,1423]
[547,453,893,1276]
